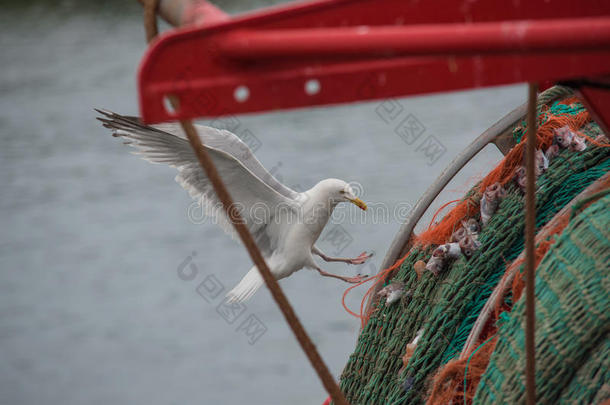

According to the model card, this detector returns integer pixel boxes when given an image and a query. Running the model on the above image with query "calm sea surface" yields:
[0,2,526,404]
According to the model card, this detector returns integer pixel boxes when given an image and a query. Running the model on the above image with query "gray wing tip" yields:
[95,109,144,136]
[94,107,112,115]
[94,108,138,123]
[95,112,122,137]
[95,109,165,138]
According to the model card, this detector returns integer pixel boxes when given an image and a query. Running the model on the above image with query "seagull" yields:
[96,110,372,303]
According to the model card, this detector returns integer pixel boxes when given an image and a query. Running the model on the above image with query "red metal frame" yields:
[138,0,610,130]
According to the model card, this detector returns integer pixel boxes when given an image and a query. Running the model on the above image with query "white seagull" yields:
[97,110,372,303]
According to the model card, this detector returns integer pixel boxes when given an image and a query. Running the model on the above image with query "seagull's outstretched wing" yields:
[96,109,297,257]
[152,121,300,201]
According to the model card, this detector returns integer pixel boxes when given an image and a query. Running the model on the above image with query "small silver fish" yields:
[545,144,560,162]
[459,235,480,258]
[462,218,481,236]
[377,281,406,305]
[432,244,448,258]
[437,242,462,259]
[480,194,493,226]
[425,255,444,276]
[386,289,404,305]
[569,134,587,152]
[480,183,506,226]
[535,149,548,176]
[514,165,527,192]
[554,126,575,148]
[450,227,468,243]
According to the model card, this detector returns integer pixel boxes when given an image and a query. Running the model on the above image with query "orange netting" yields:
[342,249,410,329]
[343,98,597,328]
[427,180,609,405]
[418,98,606,404]
[427,336,498,405]
[415,105,591,246]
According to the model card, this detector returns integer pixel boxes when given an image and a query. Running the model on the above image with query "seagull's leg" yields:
[313,264,368,284]
[312,246,373,265]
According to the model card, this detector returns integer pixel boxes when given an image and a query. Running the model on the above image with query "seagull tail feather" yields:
[226,266,264,303]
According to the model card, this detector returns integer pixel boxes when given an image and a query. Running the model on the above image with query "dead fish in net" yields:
[435,242,462,259]
[535,149,549,176]
[462,218,481,237]
[480,183,507,226]
[425,241,464,275]
[377,281,407,305]
[570,134,587,152]
[514,165,527,192]
[554,125,575,148]
[450,226,469,243]
[425,255,445,276]
[545,144,560,161]
[459,234,481,258]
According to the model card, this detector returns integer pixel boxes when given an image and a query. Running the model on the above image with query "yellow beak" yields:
[349,197,367,211]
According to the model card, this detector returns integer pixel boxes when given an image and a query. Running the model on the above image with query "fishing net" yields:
[337,87,609,405]
[474,193,610,404]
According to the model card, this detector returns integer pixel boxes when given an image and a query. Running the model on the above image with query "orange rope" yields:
[342,251,410,329]
[427,199,461,230]
[575,130,610,148]
[342,273,379,318]
[427,336,498,405]
[415,108,592,247]
[420,103,608,404]
[428,172,609,405]
[416,197,480,245]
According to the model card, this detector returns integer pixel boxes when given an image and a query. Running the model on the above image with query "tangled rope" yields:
[338,92,610,405]
[415,98,596,247]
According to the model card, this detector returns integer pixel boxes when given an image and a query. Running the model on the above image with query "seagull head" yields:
[317,178,367,211]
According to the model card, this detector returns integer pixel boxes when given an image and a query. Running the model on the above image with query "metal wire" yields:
[525,82,539,405]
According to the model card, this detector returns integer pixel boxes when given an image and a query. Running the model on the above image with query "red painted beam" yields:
[218,18,610,59]
[139,50,610,123]
[138,0,610,123]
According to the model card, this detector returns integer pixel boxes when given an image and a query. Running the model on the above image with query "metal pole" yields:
[525,82,538,405]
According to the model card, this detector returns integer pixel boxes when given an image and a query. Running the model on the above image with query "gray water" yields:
[0,2,527,404]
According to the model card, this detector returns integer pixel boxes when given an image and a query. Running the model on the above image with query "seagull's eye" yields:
[339,190,346,194]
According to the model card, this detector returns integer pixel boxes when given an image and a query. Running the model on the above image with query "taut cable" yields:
[524,82,538,405]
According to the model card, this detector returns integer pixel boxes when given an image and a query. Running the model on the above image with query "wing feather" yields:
[96,109,297,257]
[152,122,300,200]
